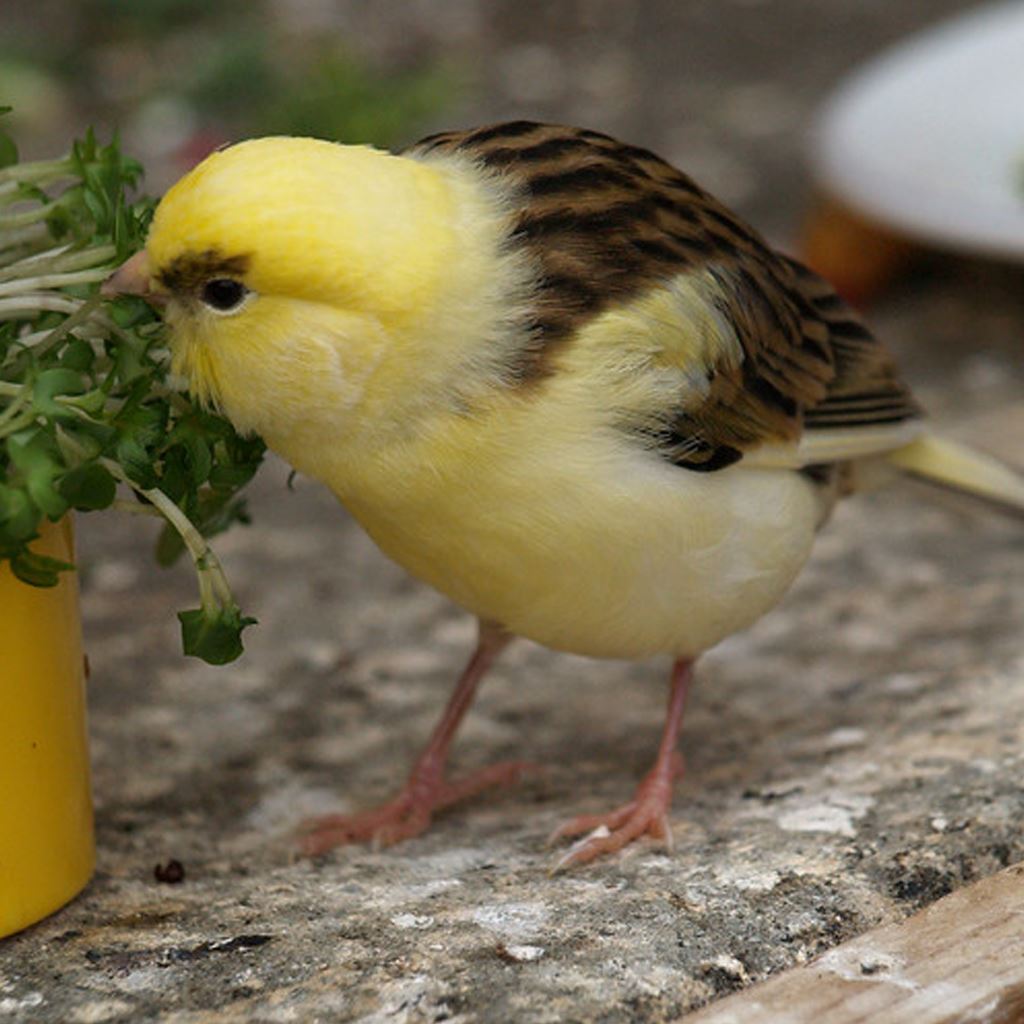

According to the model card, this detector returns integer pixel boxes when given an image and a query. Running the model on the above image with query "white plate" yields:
[811,1,1024,260]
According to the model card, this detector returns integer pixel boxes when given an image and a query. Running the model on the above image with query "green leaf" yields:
[15,182,48,204]
[83,180,111,226]
[59,462,116,510]
[156,447,188,503]
[29,476,69,519]
[0,121,266,662]
[59,337,97,372]
[61,387,108,417]
[195,494,251,538]
[178,606,257,665]
[64,418,116,452]
[10,548,74,587]
[33,367,87,418]
[114,433,157,489]
[166,425,213,488]
[186,436,212,485]
[6,429,69,518]
[108,295,154,329]
[110,333,154,384]
[57,424,104,460]
[155,520,185,566]
[0,135,19,168]
[0,482,39,541]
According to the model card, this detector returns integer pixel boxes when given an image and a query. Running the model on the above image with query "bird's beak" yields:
[101,251,165,305]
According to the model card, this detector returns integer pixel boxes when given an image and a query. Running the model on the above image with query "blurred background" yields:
[0,0,1003,237]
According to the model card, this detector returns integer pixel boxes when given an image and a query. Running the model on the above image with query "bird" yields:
[103,121,1024,869]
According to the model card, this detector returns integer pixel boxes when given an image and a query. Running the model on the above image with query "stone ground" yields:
[2,1,1024,1022]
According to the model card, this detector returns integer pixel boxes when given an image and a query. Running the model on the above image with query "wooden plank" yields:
[681,863,1024,1024]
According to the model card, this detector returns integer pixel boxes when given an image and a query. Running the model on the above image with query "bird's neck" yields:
[263,152,540,498]
[355,150,538,430]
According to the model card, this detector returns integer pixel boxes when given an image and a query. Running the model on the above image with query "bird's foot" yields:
[548,752,684,871]
[297,759,536,856]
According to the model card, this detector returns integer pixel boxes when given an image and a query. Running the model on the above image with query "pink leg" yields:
[550,658,694,870]
[298,621,532,855]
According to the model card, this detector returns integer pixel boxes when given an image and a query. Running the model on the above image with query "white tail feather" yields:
[887,435,1024,513]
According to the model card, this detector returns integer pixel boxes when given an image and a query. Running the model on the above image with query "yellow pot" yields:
[0,517,94,938]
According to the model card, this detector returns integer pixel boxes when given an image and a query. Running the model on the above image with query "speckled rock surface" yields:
[2,2,1023,1022]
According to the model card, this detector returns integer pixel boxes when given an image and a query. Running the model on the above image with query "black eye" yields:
[201,278,248,312]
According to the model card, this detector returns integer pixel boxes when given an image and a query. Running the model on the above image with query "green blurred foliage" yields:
[0,117,267,662]
[90,0,247,32]
[2,0,459,149]
[186,32,454,145]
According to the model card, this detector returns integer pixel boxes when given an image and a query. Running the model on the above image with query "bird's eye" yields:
[201,278,248,312]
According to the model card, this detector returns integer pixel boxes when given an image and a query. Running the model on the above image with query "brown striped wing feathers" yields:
[410,122,920,469]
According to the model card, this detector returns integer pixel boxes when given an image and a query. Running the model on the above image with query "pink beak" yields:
[101,251,164,305]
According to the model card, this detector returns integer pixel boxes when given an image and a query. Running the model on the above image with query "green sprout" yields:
[0,109,265,665]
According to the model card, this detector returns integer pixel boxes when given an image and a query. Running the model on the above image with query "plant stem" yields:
[0,243,72,276]
[0,267,112,297]
[0,157,71,186]
[0,202,64,230]
[0,243,116,282]
[111,498,163,518]
[0,294,84,319]
[0,223,49,256]
[0,377,31,433]
[28,294,103,360]
[101,457,238,611]
[0,408,38,439]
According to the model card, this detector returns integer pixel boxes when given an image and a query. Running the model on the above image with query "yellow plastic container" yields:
[0,517,94,938]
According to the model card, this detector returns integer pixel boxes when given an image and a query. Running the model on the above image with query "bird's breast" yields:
[328,401,823,660]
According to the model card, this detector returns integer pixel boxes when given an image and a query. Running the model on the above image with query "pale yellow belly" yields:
[338,440,823,660]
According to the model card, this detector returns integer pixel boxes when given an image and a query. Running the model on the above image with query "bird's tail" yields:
[886,435,1024,516]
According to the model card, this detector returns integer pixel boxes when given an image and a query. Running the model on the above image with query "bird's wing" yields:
[667,252,924,470]
[410,121,921,470]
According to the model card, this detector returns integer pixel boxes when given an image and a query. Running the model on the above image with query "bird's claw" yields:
[297,759,538,856]
[547,752,684,871]
[548,804,674,872]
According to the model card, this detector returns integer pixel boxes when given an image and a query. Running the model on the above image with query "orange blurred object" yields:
[801,194,921,307]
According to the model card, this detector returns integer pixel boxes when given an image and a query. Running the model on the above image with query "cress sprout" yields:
[0,109,265,665]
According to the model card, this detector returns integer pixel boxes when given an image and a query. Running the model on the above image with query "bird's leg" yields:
[550,657,694,870]
[299,621,532,855]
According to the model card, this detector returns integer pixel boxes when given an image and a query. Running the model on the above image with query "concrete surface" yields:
[2,2,1023,1022]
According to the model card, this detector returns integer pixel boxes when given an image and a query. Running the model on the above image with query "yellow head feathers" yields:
[147,137,454,324]
[141,136,536,465]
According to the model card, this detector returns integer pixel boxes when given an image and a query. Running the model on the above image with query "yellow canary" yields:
[106,122,1024,868]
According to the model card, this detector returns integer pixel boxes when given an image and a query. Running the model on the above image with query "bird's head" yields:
[104,136,497,465]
